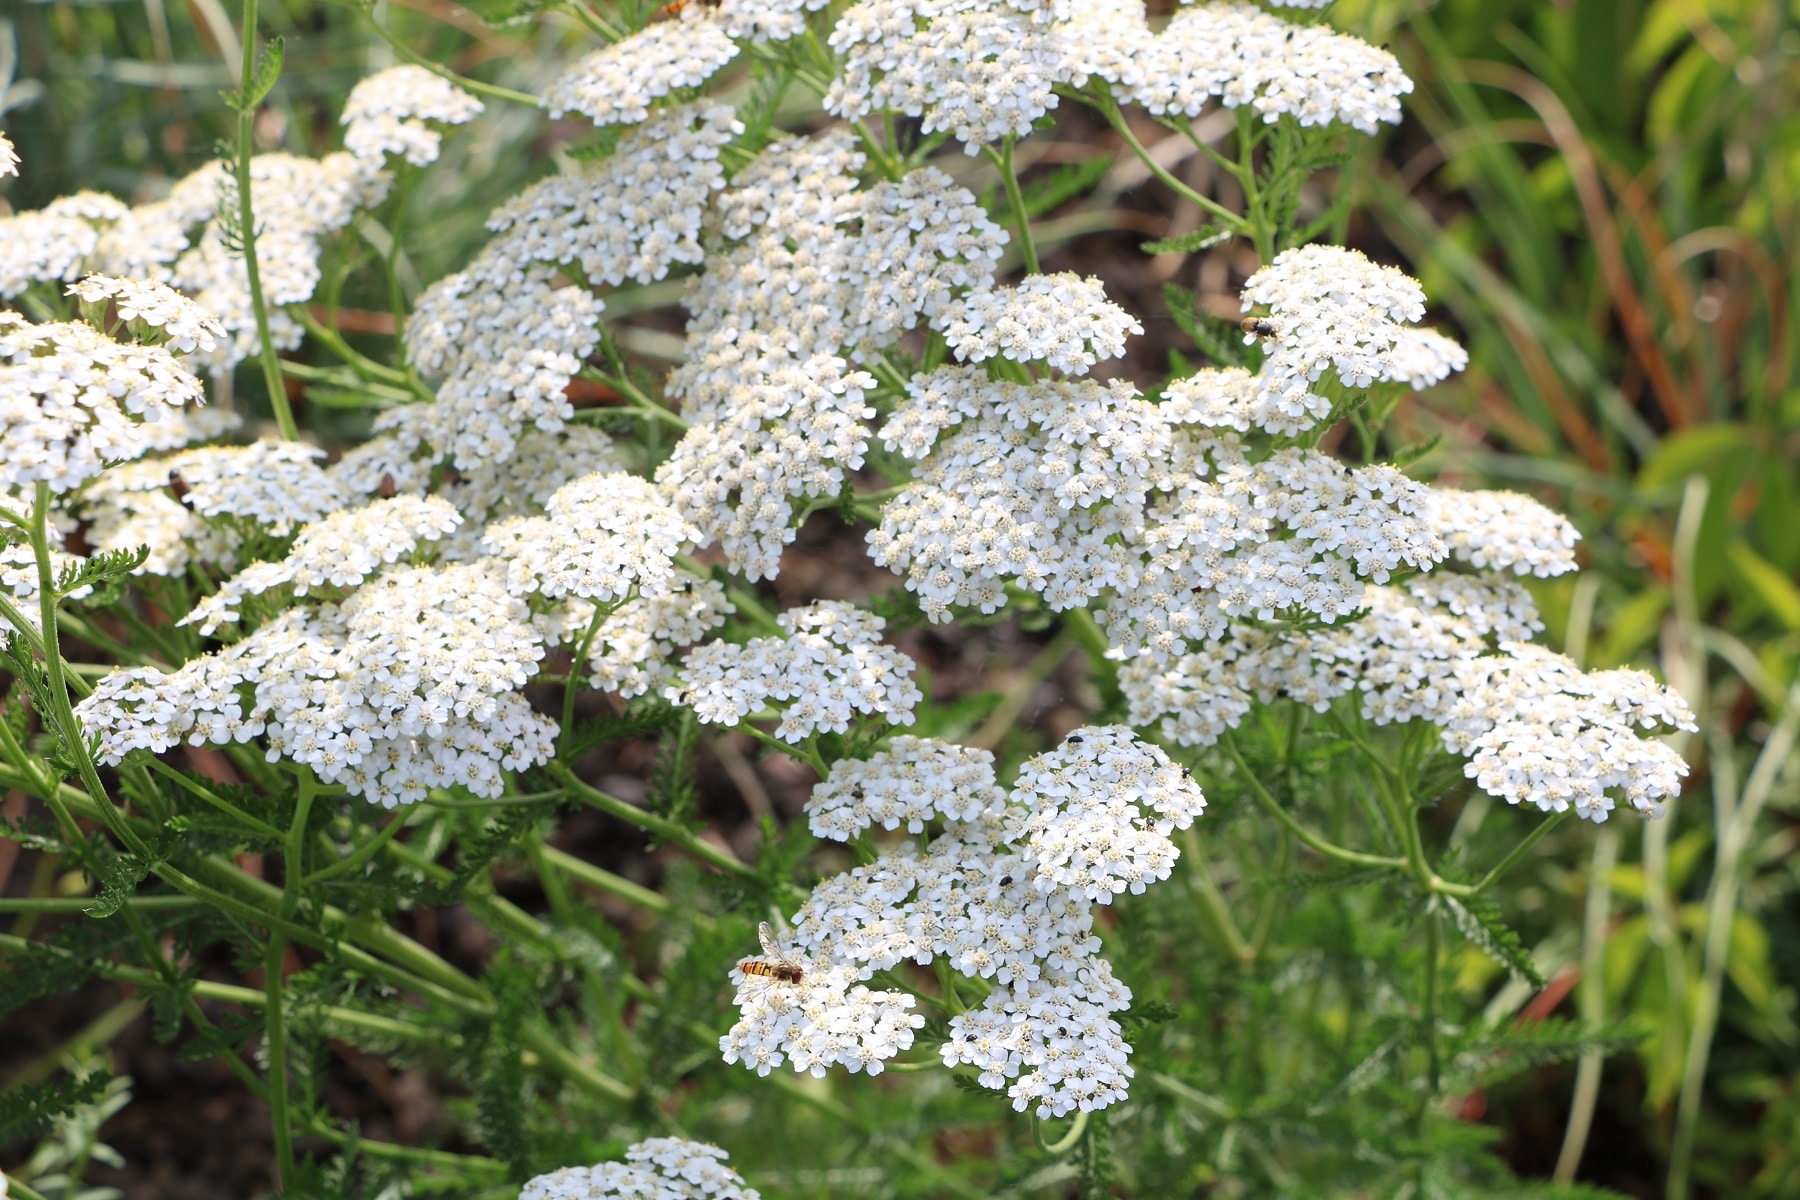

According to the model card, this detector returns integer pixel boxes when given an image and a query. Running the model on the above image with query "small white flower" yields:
[341,65,484,166]
[520,1138,760,1200]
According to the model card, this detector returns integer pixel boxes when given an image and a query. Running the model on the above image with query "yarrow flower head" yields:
[722,923,928,1078]
[407,102,738,467]
[340,66,484,167]
[542,19,739,128]
[1168,245,1466,436]
[519,1138,759,1200]
[179,495,464,635]
[741,727,1204,1115]
[672,600,921,742]
[1442,644,1698,821]
[0,309,209,493]
[658,355,877,580]
[828,0,1086,153]
[1069,0,1411,134]
[1012,726,1208,901]
[805,736,1006,839]
[871,367,1170,619]
[165,440,347,535]
[483,472,700,603]
[66,276,225,355]
[938,272,1143,375]
[1423,487,1580,576]
[78,560,555,807]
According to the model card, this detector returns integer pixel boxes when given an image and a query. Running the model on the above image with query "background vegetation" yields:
[1,0,1795,1196]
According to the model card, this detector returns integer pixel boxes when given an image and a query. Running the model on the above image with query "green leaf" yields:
[0,1070,112,1142]
[57,545,151,605]
[1441,894,1545,989]
[1726,540,1800,633]
[247,37,286,108]
[1163,283,1248,368]
[1141,225,1232,255]
[1635,422,1749,492]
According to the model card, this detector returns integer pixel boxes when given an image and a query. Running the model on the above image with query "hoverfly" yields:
[735,922,807,1002]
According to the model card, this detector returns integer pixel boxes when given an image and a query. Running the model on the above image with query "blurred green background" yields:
[3,0,1797,1195]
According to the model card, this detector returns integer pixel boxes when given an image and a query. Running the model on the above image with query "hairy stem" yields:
[233,0,298,441]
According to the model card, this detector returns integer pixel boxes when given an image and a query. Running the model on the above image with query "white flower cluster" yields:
[179,496,463,635]
[0,194,112,298]
[673,601,921,742]
[552,571,734,699]
[483,473,699,603]
[0,130,16,177]
[0,310,208,493]
[3,72,478,368]
[660,130,1003,576]
[1,540,95,631]
[1424,487,1580,576]
[712,0,832,42]
[739,728,1204,1115]
[542,19,739,127]
[406,103,738,467]
[805,736,1006,839]
[1443,644,1698,821]
[1070,0,1411,134]
[72,412,245,575]
[170,153,389,370]
[66,276,225,355]
[722,942,928,1078]
[519,1138,758,1200]
[870,366,1172,619]
[1104,440,1445,653]
[166,440,347,535]
[657,355,876,580]
[828,0,1086,152]
[940,272,1143,375]
[1121,567,1694,821]
[1122,571,1540,745]
[1159,246,1465,437]
[77,560,555,807]
[341,65,485,166]
[1011,727,1208,901]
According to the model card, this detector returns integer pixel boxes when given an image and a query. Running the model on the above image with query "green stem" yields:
[1235,108,1275,265]
[1454,810,1570,897]
[1219,733,1406,870]
[0,896,198,912]
[1098,98,1245,231]
[989,138,1040,274]
[1419,906,1442,1106]
[358,9,541,107]
[232,0,297,442]
[1040,1109,1089,1154]
[548,761,757,879]
[1179,827,1254,966]
[265,766,319,1188]
[585,367,688,430]
[537,843,674,915]
[561,599,615,754]
[301,805,411,888]
[292,306,417,387]
[739,722,827,778]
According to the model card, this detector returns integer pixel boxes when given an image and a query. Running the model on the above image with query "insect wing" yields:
[756,921,799,968]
